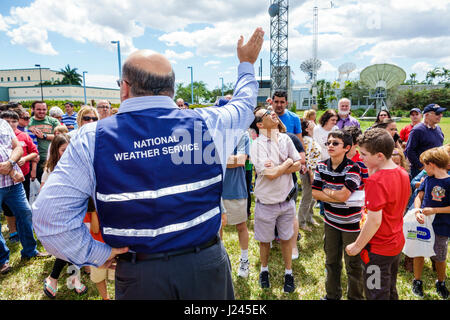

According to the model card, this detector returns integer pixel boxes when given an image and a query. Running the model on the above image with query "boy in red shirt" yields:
[345,128,411,300]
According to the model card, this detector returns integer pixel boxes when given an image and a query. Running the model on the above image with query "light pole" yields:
[35,64,43,101]
[187,66,194,104]
[82,71,88,105]
[219,77,224,97]
[111,41,122,79]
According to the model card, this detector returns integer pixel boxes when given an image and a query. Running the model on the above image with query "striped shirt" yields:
[61,112,78,131]
[0,119,23,188]
[312,157,362,232]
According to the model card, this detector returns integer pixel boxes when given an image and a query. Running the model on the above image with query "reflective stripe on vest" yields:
[93,107,223,254]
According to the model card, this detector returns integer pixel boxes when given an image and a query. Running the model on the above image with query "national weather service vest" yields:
[93,107,223,254]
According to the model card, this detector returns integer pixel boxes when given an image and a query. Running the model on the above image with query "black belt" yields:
[116,236,220,263]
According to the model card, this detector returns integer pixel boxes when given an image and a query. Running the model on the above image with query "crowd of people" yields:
[0,27,448,300]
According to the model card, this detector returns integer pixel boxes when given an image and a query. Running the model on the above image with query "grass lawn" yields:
[0,115,449,300]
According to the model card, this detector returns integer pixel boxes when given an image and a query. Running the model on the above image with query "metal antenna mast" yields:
[269,0,289,95]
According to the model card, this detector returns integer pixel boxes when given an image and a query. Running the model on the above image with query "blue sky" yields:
[0,0,449,91]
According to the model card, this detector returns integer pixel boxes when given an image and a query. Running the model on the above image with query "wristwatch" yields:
[8,159,16,167]
[43,133,47,140]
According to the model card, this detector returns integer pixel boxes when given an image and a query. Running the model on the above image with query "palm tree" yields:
[408,73,417,85]
[58,64,82,85]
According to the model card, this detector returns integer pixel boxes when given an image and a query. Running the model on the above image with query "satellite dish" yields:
[360,63,406,90]
[338,62,356,81]
[268,3,279,17]
[300,58,321,83]
[359,63,406,116]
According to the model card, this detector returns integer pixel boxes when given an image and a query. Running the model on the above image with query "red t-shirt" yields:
[399,124,413,142]
[364,167,411,256]
[83,211,105,243]
[14,128,38,176]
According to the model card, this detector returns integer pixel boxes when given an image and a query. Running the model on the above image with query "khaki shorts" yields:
[223,199,248,225]
[90,266,115,283]
[254,200,295,242]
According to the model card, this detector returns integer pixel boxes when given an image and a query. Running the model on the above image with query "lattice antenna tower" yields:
[269,0,289,94]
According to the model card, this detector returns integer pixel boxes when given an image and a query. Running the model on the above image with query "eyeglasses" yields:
[262,109,272,118]
[82,116,98,122]
[325,141,343,147]
[20,117,30,120]
[97,105,110,109]
[116,79,130,88]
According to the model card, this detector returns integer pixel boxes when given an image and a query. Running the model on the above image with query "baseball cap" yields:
[423,103,447,114]
[409,108,421,114]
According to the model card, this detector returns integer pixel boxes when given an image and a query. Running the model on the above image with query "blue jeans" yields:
[0,183,38,265]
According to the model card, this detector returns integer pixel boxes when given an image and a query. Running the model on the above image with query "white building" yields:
[0,68,120,104]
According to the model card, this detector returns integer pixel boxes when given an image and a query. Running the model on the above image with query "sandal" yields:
[43,277,57,299]
[70,276,88,295]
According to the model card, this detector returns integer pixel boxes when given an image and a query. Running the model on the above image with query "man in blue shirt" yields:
[32,27,265,300]
[222,131,250,278]
[271,90,303,147]
[61,102,77,131]
[406,103,446,179]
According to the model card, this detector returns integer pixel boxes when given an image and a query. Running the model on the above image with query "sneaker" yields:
[436,281,449,300]
[0,263,11,275]
[283,273,295,293]
[8,232,19,243]
[237,259,249,278]
[259,271,270,288]
[412,279,424,298]
[292,247,299,260]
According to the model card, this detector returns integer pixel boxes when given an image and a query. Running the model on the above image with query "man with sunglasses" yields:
[406,103,446,179]
[250,107,302,293]
[27,101,59,182]
[33,27,265,300]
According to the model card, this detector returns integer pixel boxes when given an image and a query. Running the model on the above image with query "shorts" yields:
[223,199,247,225]
[90,265,115,283]
[254,200,295,243]
[431,235,448,262]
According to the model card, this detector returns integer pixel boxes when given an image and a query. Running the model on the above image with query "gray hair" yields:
[49,106,64,117]
[122,62,175,97]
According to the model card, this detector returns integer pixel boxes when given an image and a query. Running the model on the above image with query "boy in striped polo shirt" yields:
[312,130,364,300]
[61,102,77,131]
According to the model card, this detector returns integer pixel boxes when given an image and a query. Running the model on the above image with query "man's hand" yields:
[237,27,264,64]
[17,157,25,167]
[99,247,129,269]
[0,161,13,175]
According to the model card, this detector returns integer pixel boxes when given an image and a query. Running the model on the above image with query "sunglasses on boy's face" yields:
[325,141,343,147]
[82,116,98,122]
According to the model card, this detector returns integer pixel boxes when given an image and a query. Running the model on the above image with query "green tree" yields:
[58,64,82,85]
[175,81,212,104]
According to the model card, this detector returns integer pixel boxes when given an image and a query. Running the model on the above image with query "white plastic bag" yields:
[29,178,40,206]
[402,209,436,258]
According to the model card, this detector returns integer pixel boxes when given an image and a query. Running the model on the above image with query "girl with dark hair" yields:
[375,109,392,125]
[313,109,339,161]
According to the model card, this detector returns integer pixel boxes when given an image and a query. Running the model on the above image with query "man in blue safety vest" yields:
[32,27,265,300]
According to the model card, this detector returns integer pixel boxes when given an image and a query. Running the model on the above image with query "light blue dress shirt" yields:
[32,62,257,268]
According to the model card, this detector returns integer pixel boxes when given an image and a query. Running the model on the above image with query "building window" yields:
[14,77,17,81]
[21,76,24,81]
[7,77,10,81]
[0,77,3,82]
[28,76,31,81]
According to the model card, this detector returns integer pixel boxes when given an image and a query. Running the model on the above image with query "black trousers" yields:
[115,239,235,300]
[363,252,401,300]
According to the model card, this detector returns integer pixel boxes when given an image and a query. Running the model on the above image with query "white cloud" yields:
[204,60,221,67]
[84,73,117,89]
[164,50,194,61]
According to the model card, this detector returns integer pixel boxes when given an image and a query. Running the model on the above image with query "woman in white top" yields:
[313,109,339,161]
